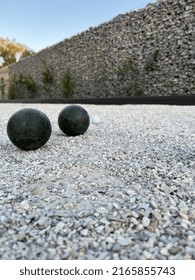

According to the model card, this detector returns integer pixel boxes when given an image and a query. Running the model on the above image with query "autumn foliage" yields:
[0,37,34,68]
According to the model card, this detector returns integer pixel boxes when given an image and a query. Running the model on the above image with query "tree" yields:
[0,37,35,68]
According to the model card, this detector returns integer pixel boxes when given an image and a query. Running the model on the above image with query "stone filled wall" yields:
[8,0,195,98]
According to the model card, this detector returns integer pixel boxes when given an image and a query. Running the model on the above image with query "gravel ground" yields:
[0,103,194,260]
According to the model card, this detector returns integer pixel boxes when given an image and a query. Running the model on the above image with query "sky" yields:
[1,0,157,52]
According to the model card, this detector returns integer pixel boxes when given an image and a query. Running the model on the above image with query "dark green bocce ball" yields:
[58,105,90,136]
[7,108,52,151]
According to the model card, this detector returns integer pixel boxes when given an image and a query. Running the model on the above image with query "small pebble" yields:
[17,231,26,241]
[160,248,169,256]
[112,243,121,252]
[54,222,66,234]
[80,229,89,237]
[142,217,150,227]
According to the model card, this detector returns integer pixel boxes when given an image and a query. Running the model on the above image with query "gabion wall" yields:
[8,0,195,98]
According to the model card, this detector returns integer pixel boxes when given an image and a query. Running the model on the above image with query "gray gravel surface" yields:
[0,103,195,260]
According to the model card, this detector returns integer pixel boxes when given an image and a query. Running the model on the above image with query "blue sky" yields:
[1,0,157,52]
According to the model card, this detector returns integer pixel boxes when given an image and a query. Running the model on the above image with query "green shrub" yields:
[8,74,37,99]
[8,76,17,99]
[23,75,37,98]
[144,50,160,72]
[132,80,144,96]
[117,58,143,96]
[61,68,73,97]
[42,67,54,84]
[117,58,139,78]
[0,77,5,97]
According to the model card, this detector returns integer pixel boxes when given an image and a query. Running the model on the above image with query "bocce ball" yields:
[7,108,52,150]
[58,105,90,136]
